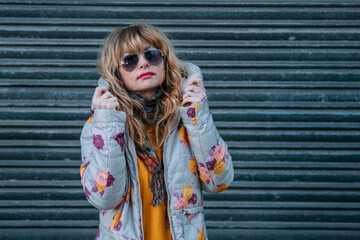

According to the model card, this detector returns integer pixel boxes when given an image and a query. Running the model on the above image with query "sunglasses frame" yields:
[120,49,164,72]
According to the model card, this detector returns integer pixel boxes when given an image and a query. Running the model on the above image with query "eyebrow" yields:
[123,45,152,56]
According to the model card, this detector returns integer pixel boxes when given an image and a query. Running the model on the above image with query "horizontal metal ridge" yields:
[2,0,360,7]
[2,128,360,142]
[0,208,359,220]
[0,200,359,210]
[230,181,360,190]
[2,106,360,113]
[226,141,360,150]
[2,68,360,82]
[1,100,360,110]
[1,79,359,90]
[1,107,359,122]
[206,221,360,230]
[2,18,360,27]
[0,160,359,170]
[2,47,360,61]
[0,228,358,240]
[0,200,91,208]
[0,140,359,150]
[1,5,360,17]
[204,200,360,210]
[0,160,80,167]
[0,220,99,228]
[232,161,360,170]
[1,180,359,190]
[1,38,360,48]
[2,59,360,69]
[1,120,360,130]
[0,180,81,188]
[1,26,359,40]
[2,168,359,178]
[0,220,358,231]
[1,188,359,202]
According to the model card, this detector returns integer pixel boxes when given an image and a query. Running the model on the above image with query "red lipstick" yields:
[137,72,155,80]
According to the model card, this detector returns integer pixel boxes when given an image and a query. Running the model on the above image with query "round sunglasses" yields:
[120,49,164,72]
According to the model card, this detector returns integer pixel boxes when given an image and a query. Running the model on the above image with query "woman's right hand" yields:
[92,87,120,111]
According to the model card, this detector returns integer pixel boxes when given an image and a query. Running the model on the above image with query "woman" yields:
[80,23,234,240]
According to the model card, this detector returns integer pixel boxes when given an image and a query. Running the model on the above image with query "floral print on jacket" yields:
[80,68,234,240]
[173,185,198,210]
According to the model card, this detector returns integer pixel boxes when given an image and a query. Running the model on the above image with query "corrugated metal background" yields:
[0,0,360,239]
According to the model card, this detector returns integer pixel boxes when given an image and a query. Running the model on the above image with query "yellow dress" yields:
[136,125,173,240]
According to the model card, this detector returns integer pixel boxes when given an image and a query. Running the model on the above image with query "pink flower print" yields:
[205,157,216,171]
[93,134,105,150]
[91,171,115,198]
[100,210,108,216]
[96,171,115,188]
[112,126,125,152]
[187,107,196,118]
[84,186,91,199]
[214,145,226,161]
[199,164,212,185]
[175,197,188,210]
[188,193,198,205]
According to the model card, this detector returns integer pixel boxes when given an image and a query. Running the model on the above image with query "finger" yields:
[183,91,204,100]
[184,85,200,93]
[94,87,107,99]
[182,93,201,103]
[99,91,114,100]
[101,101,118,110]
[111,97,118,103]
[188,78,202,87]
[181,96,201,106]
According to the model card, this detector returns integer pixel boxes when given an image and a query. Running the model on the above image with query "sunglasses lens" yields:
[144,49,163,66]
[121,54,139,72]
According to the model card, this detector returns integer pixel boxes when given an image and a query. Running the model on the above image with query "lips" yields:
[137,72,155,80]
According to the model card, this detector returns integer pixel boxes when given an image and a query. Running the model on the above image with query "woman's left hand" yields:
[181,78,207,107]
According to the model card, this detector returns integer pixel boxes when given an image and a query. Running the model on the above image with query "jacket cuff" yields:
[179,98,209,127]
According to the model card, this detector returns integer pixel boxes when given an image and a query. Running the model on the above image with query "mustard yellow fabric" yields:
[136,125,172,240]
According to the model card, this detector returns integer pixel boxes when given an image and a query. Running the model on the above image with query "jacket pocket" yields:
[182,206,207,240]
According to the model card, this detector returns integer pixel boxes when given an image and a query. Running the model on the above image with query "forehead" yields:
[122,38,152,55]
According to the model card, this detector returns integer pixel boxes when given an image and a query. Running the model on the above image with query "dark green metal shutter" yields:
[0,0,359,239]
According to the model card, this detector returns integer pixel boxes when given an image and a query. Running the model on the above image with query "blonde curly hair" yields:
[97,23,187,148]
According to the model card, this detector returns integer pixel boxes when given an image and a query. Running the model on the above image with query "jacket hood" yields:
[94,61,203,131]
[96,61,202,93]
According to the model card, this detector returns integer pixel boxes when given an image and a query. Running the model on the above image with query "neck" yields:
[137,88,158,98]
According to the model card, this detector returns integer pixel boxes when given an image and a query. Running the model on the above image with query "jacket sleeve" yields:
[80,108,129,210]
[180,98,234,193]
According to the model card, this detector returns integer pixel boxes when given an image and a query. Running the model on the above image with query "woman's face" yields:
[119,39,165,97]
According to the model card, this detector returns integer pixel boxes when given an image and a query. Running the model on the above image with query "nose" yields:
[137,53,149,69]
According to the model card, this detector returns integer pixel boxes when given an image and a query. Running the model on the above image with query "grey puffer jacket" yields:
[80,63,234,240]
